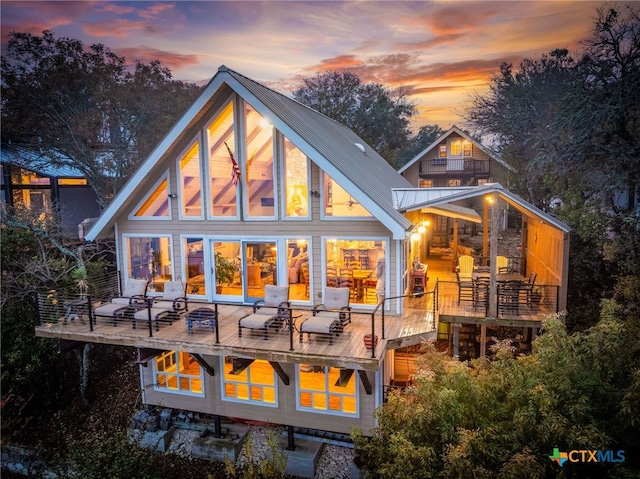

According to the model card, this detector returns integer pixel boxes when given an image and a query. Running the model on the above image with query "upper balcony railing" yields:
[419,158,490,176]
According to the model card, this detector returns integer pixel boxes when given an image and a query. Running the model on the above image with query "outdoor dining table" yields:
[472,272,526,282]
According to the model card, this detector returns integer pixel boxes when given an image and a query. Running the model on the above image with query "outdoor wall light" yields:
[168,193,177,198]
[309,190,321,198]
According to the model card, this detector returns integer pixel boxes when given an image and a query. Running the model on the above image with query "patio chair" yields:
[133,280,188,331]
[238,285,290,340]
[496,255,509,274]
[457,255,475,280]
[456,272,474,304]
[299,287,351,344]
[93,278,148,326]
[326,266,339,288]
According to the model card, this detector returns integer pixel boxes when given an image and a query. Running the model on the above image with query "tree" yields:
[353,310,640,478]
[291,71,416,165]
[464,4,640,329]
[1,30,203,207]
[396,124,446,168]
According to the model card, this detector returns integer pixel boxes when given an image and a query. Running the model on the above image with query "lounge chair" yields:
[133,280,188,331]
[93,278,148,326]
[238,285,290,340]
[457,254,475,280]
[299,287,351,344]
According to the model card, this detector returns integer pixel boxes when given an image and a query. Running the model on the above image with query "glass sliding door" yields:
[212,241,242,300]
[243,240,277,303]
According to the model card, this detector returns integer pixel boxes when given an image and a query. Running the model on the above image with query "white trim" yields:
[152,351,205,398]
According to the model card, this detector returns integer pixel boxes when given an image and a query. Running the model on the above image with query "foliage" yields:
[292,71,416,165]
[64,430,157,479]
[224,429,287,479]
[396,124,446,168]
[464,4,640,329]
[1,30,203,206]
[215,252,237,286]
[353,310,640,478]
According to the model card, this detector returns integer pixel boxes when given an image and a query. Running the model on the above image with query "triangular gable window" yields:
[322,172,372,217]
[131,173,170,218]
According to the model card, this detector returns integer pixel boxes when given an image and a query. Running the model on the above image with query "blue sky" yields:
[1,1,602,129]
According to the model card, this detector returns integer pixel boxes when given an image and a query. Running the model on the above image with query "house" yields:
[398,126,517,248]
[34,66,569,447]
[1,144,101,237]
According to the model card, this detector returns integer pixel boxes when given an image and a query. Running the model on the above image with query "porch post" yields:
[452,218,459,261]
[483,201,489,260]
[452,323,460,357]
[479,324,487,357]
[488,193,499,318]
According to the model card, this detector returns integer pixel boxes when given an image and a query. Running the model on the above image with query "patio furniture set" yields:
[86,281,353,343]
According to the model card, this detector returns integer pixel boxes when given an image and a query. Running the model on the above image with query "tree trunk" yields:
[75,343,93,405]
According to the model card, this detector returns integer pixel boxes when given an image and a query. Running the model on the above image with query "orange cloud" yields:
[115,46,201,71]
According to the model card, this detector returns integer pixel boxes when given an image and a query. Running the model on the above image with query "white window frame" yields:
[220,357,278,407]
[152,351,205,397]
[296,365,359,418]
[128,171,172,220]
[177,136,205,221]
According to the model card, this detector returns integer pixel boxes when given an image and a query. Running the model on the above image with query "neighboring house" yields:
[398,126,515,189]
[398,127,517,245]
[34,66,569,444]
[1,145,101,237]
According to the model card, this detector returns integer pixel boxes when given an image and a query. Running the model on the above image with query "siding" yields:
[140,356,377,435]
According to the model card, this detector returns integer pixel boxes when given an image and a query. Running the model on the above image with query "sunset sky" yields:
[1,1,603,130]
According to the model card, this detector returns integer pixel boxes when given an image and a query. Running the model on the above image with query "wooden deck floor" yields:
[35,299,437,371]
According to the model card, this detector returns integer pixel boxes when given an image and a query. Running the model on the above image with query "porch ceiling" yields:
[421,204,482,223]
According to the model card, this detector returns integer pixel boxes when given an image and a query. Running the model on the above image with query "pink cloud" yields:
[115,46,201,71]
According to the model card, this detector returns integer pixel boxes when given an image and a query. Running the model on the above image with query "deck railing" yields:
[435,280,559,320]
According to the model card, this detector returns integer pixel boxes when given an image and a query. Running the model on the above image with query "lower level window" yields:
[297,364,358,416]
[222,357,277,406]
[153,351,204,396]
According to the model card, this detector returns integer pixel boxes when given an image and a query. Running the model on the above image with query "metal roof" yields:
[87,66,413,240]
[1,144,85,178]
[395,184,571,233]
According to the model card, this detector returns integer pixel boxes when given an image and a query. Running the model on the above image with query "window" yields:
[125,235,172,289]
[323,173,372,217]
[283,137,309,218]
[11,168,50,185]
[184,238,205,296]
[324,238,385,305]
[244,103,275,218]
[207,100,238,218]
[58,178,87,185]
[154,351,204,396]
[222,357,277,406]
[179,139,202,218]
[463,142,472,157]
[213,241,241,297]
[448,179,462,187]
[131,174,170,218]
[439,145,447,158]
[450,140,462,156]
[297,365,357,416]
[419,179,433,188]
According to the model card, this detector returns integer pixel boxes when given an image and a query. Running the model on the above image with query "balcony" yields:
[419,158,490,177]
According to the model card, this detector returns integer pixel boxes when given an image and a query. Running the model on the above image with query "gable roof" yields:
[1,144,85,178]
[86,66,413,240]
[393,183,570,233]
[397,125,516,174]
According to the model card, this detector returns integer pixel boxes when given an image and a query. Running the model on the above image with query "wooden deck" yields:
[35,299,437,371]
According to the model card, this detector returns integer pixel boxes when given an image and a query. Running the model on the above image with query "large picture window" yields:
[283,137,309,218]
[325,239,385,305]
[125,235,172,291]
[222,357,277,406]
[207,100,238,218]
[244,103,275,218]
[184,237,205,296]
[153,351,204,396]
[297,365,357,416]
[179,140,202,218]
[131,174,170,218]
